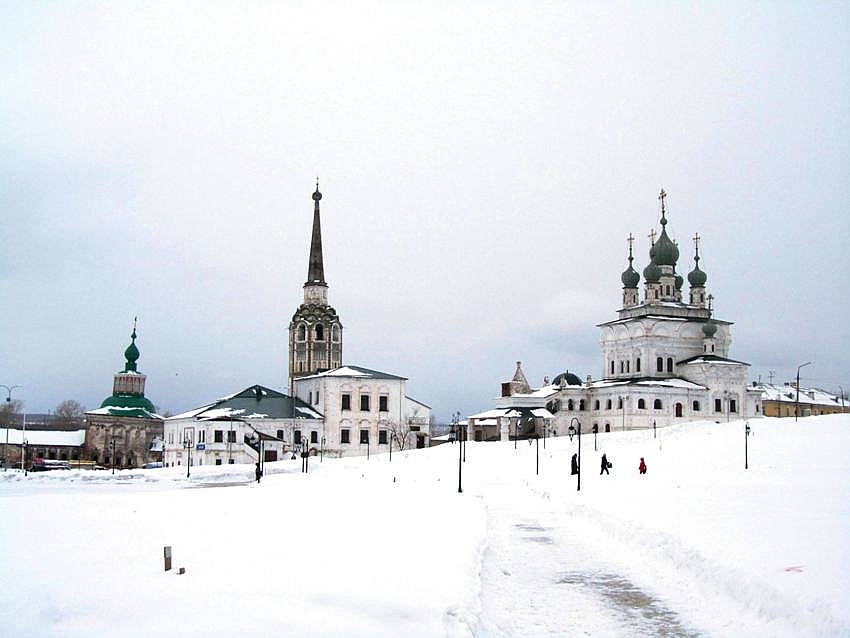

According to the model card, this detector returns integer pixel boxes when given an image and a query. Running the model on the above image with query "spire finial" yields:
[658,189,668,225]
[627,233,635,259]
[707,293,714,311]
[649,228,657,245]
[306,180,326,286]
[132,316,137,340]
[693,232,701,261]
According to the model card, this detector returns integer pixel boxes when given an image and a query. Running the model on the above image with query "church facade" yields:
[85,323,164,468]
[469,190,762,439]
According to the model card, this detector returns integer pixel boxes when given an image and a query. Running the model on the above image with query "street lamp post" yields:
[453,411,462,494]
[795,361,813,421]
[745,421,751,469]
[110,435,116,475]
[653,419,657,439]
[462,420,466,463]
[535,434,539,475]
[568,417,581,491]
[183,435,193,478]
[321,436,326,463]
[1,384,21,471]
[592,424,598,451]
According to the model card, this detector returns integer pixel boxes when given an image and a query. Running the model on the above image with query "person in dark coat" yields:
[639,457,647,474]
[255,461,262,483]
[600,453,610,475]
[570,453,579,475]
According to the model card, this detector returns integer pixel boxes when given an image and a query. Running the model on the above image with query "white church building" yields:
[469,190,762,439]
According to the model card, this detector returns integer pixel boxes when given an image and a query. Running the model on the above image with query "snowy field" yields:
[1,414,848,638]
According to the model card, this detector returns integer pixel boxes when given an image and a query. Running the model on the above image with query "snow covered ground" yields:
[1,414,848,637]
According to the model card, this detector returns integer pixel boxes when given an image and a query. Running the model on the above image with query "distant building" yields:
[0,427,86,469]
[164,384,323,467]
[292,365,431,457]
[755,382,846,418]
[470,190,762,437]
[84,323,163,469]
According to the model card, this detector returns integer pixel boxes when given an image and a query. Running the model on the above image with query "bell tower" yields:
[289,181,343,390]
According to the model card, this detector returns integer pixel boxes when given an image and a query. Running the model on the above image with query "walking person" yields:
[571,453,579,475]
[600,453,610,475]
[639,457,647,474]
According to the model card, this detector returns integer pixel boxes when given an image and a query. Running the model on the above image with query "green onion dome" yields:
[702,319,718,338]
[688,254,707,287]
[622,264,640,288]
[643,259,661,283]
[124,327,140,372]
[675,273,684,290]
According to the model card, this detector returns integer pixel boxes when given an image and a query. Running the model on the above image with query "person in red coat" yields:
[639,457,647,475]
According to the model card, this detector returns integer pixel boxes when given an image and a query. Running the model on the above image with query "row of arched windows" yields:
[296,323,340,342]
[609,355,679,376]
[557,397,701,413]
[611,357,643,375]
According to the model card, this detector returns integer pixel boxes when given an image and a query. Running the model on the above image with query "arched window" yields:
[606,399,612,410]
[667,357,673,373]
[610,360,615,375]
[297,324,307,340]
[675,403,683,417]
[657,357,663,372]
[315,324,324,341]
[605,424,611,432]
[636,357,641,372]
[579,399,585,411]
[692,400,700,412]
[332,324,340,341]
[637,398,646,409]
[567,399,574,411]
[626,360,630,373]
[594,400,600,410]
[654,399,662,409]
[617,397,623,409]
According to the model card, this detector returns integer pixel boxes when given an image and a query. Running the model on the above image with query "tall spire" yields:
[306,178,326,286]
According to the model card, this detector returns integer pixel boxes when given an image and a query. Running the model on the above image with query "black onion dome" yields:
[553,371,582,386]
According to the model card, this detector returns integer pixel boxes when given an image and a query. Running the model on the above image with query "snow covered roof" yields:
[678,354,750,366]
[588,377,706,391]
[296,365,407,381]
[755,384,845,406]
[87,406,163,419]
[0,429,86,446]
[168,385,323,421]
[468,407,553,420]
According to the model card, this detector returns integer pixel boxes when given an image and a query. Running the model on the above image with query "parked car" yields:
[30,460,71,472]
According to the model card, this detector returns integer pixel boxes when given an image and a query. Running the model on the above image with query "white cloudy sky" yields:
[1,2,848,420]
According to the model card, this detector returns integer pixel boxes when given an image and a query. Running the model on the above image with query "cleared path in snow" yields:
[473,478,699,637]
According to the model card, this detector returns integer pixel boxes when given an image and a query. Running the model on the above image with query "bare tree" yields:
[385,419,415,451]
[0,399,22,426]
[55,400,86,419]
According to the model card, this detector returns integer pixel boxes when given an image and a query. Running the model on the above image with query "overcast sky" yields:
[1,2,848,421]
